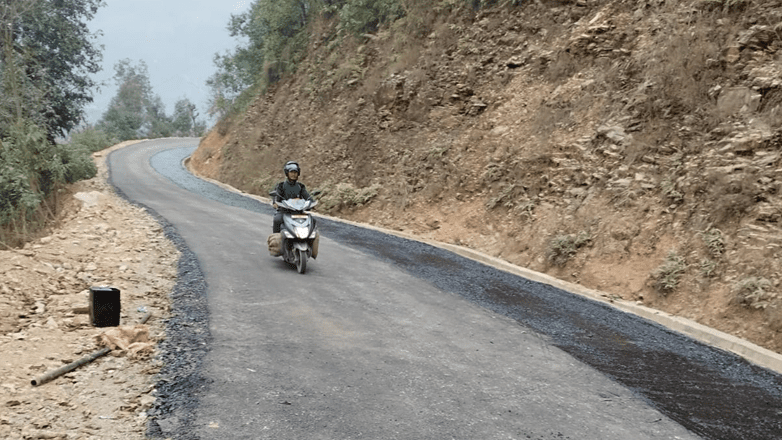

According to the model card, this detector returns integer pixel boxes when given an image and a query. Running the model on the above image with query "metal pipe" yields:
[31,347,111,386]
[31,309,153,386]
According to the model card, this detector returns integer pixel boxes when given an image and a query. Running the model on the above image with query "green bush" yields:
[0,149,41,226]
[0,123,49,227]
[0,121,95,231]
[339,0,405,35]
[57,143,97,184]
[70,127,112,153]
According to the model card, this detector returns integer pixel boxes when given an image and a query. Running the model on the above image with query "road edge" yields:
[183,156,782,375]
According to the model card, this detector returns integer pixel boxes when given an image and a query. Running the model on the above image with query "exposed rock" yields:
[717,87,762,116]
[192,0,782,355]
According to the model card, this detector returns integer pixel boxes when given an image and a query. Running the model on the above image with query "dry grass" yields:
[701,227,725,258]
[652,250,687,294]
[547,231,592,266]
[732,277,775,309]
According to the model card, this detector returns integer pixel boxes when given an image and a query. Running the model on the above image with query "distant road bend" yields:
[108,138,781,440]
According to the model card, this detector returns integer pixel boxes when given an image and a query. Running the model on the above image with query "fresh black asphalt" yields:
[107,138,781,440]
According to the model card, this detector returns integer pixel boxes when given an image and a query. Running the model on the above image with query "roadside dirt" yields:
[0,141,178,440]
[191,0,782,353]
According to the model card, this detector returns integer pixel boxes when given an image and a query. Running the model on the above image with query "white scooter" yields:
[267,191,319,274]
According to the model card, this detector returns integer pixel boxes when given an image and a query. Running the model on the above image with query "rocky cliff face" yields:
[190,0,781,352]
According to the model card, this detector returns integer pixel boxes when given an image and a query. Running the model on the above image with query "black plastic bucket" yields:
[89,286,121,327]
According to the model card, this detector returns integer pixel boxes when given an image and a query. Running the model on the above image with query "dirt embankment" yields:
[0,143,178,440]
[190,0,782,352]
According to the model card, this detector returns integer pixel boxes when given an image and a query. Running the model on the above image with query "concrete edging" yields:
[183,157,782,374]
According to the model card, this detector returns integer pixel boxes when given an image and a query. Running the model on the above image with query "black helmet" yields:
[284,161,300,176]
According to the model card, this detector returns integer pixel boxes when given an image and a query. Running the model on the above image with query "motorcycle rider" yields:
[272,161,313,233]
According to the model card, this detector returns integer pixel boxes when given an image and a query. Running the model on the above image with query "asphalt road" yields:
[108,138,781,440]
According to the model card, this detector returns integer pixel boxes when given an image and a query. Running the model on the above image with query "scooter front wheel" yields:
[296,248,307,274]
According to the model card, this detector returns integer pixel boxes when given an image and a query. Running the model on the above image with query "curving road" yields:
[108,139,780,440]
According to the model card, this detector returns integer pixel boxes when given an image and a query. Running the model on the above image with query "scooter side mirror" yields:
[311,189,322,197]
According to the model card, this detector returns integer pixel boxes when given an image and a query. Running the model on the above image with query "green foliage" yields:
[99,60,154,141]
[696,227,723,278]
[732,277,774,309]
[206,0,533,122]
[145,95,174,139]
[547,231,592,266]
[0,121,92,238]
[172,98,206,137]
[69,126,112,153]
[257,0,311,69]
[0,124,45,226]
[208,0,315,118]
[339,0,404,35]
[99,60,204,141]
[207,36,266,119]
[0,0,104,139]
[208,0,410,119]
[57,143,97,184]
[652,250,687,294]
[7,123,65,196]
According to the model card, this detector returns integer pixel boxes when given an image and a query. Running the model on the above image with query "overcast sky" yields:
[83,0,251,127]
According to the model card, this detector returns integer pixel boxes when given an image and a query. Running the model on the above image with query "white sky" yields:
[83,0,251,127]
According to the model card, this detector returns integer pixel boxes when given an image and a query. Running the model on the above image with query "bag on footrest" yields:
[267,233,282,257]
[311,231,320,259]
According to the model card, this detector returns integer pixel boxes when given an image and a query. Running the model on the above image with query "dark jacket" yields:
[274,180,312,203]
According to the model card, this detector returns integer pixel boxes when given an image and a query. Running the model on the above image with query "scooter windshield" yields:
[280,198,315,212]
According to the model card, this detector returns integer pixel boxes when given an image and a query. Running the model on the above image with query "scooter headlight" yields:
[309,229,318,239]
[282,230,295,239]
[294,226,309,239]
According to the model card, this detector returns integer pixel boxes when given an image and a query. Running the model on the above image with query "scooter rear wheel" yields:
[296,248,307,274]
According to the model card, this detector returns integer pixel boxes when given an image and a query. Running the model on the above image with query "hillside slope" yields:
[190,0,781,352]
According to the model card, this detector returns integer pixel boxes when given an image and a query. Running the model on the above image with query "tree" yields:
[206,0,268,118]
[99,59,158,141]
[0,1,38,128]
[100,59,204,140]
[145,95,174,138]
[0,0,102,243]
[206,0,317,118]
[206,0,407,120]
[172,98,205,136]
[0,0,104,140]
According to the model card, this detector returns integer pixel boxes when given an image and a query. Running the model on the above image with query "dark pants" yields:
[273,211,284,233]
